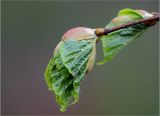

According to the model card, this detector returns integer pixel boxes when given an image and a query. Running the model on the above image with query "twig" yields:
[95,12,160,38]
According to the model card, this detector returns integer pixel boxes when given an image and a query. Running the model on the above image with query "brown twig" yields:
[95,12,160,38]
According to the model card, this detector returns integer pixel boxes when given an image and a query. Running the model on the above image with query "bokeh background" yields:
[2,0,159,115]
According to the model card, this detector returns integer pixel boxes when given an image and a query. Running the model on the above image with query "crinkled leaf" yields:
[98,9,151,65]
[44,52,76,112]
[60,38,96,87]
[44,38,96,112]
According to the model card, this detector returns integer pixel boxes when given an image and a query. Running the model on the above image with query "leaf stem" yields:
[95,12,160,38]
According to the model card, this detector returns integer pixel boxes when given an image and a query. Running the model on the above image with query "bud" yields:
[54,27,97,73]
[111,9,153,25]
[62,27,96,41]
[136,10,153,18]
[112,15,134,24]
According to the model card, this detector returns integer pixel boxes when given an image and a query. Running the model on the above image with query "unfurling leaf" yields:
[45,30,96,111]
[98,9,153,65]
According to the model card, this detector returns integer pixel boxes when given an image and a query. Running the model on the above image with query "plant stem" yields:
[95,12,160,37]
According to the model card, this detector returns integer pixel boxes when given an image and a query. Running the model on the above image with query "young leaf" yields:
[44,52,75,112]
[60,38,96,83]
[98,9,153,65]
[44,38,96,112]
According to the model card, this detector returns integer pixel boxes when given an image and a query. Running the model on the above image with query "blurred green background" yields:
[2,0,159,115]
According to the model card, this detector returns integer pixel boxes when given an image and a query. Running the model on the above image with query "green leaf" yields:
[44,52,75,112]
[98,9,151,65]
[60,38,96,85]
[44,38,96,112]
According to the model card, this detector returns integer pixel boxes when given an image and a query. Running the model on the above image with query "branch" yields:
[95,12,160,38]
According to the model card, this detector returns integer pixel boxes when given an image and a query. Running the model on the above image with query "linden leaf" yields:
[98,8,153,65]
[60,38,96,84]
[44,52,75,112]
[44,38,96,112]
